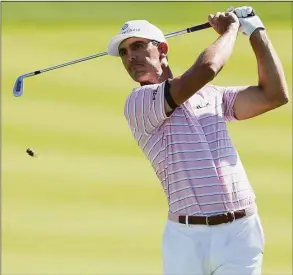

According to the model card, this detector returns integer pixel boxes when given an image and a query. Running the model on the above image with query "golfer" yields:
[107,6,289,275]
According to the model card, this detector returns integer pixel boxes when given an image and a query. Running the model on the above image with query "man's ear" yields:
[158,42,168,57]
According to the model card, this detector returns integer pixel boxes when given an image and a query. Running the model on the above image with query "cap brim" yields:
[107,32,164,56]
[107,34,135,56]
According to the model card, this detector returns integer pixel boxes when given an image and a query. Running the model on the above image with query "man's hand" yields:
[228,6,265,38]
[208,11,240,35]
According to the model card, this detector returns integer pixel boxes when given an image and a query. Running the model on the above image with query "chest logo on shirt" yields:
[196,101,210,109]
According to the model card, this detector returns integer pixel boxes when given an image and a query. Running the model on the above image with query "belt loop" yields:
[185,215,189,226]
[205,215,210,226]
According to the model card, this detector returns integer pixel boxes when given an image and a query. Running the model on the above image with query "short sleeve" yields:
[218,86,242,122]
[124,81,168,135]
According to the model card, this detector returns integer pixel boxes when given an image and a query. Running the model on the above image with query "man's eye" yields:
[119,49,126,56]
[133,43,144,50]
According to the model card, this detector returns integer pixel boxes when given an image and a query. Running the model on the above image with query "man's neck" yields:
[166,66,174,79]
[140,66,173,86]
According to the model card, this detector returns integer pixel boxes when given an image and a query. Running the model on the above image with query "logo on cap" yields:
[121,23,129,31]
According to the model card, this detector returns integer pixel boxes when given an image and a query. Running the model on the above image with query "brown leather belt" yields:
[168,204,257,226]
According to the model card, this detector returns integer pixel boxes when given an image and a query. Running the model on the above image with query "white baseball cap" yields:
[107,20,167,56]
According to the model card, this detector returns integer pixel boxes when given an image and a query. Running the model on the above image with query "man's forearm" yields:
[168,12,240,109]
[195,26,239,76]
[175,26,239,101]
[250,29,289,104]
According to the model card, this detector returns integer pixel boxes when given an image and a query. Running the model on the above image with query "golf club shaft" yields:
[165,22,211,38]
[22,51,108,79]
[23,22,212,78]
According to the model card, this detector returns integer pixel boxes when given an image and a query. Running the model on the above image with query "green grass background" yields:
[2,2,292,275]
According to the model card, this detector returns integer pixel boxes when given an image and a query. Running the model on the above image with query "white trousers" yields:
[162,213,265,275]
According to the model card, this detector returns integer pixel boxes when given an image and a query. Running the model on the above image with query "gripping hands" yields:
[228,6,265,37]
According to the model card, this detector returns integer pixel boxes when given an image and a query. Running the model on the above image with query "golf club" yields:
[12,22,211,97]
[13,10,255,97]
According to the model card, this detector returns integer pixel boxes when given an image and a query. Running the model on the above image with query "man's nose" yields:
[127,51,137,62]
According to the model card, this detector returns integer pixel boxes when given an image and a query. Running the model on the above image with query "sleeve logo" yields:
[152,89,158,100]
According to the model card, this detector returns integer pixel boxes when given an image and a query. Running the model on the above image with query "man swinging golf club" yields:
[107,6,289,275]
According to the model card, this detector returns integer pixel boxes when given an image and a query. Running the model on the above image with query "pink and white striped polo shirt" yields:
[124,81,255,216]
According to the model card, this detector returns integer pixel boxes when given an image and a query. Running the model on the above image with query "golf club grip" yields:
[187,23,211,33]
[187,10,255,34]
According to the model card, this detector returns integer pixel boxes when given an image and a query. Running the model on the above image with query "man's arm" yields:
[166,12,240,113]
[232,29,289,120]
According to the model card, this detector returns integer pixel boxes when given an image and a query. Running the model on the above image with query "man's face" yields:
[118,37,164,84]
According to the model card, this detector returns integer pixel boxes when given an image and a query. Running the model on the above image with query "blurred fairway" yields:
[1,2,292,275]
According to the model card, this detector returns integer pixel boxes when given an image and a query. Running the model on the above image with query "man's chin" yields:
[132,72,151,83]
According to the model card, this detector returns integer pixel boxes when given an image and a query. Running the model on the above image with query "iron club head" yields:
[13,72,36,97]
[13,76,24,97]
